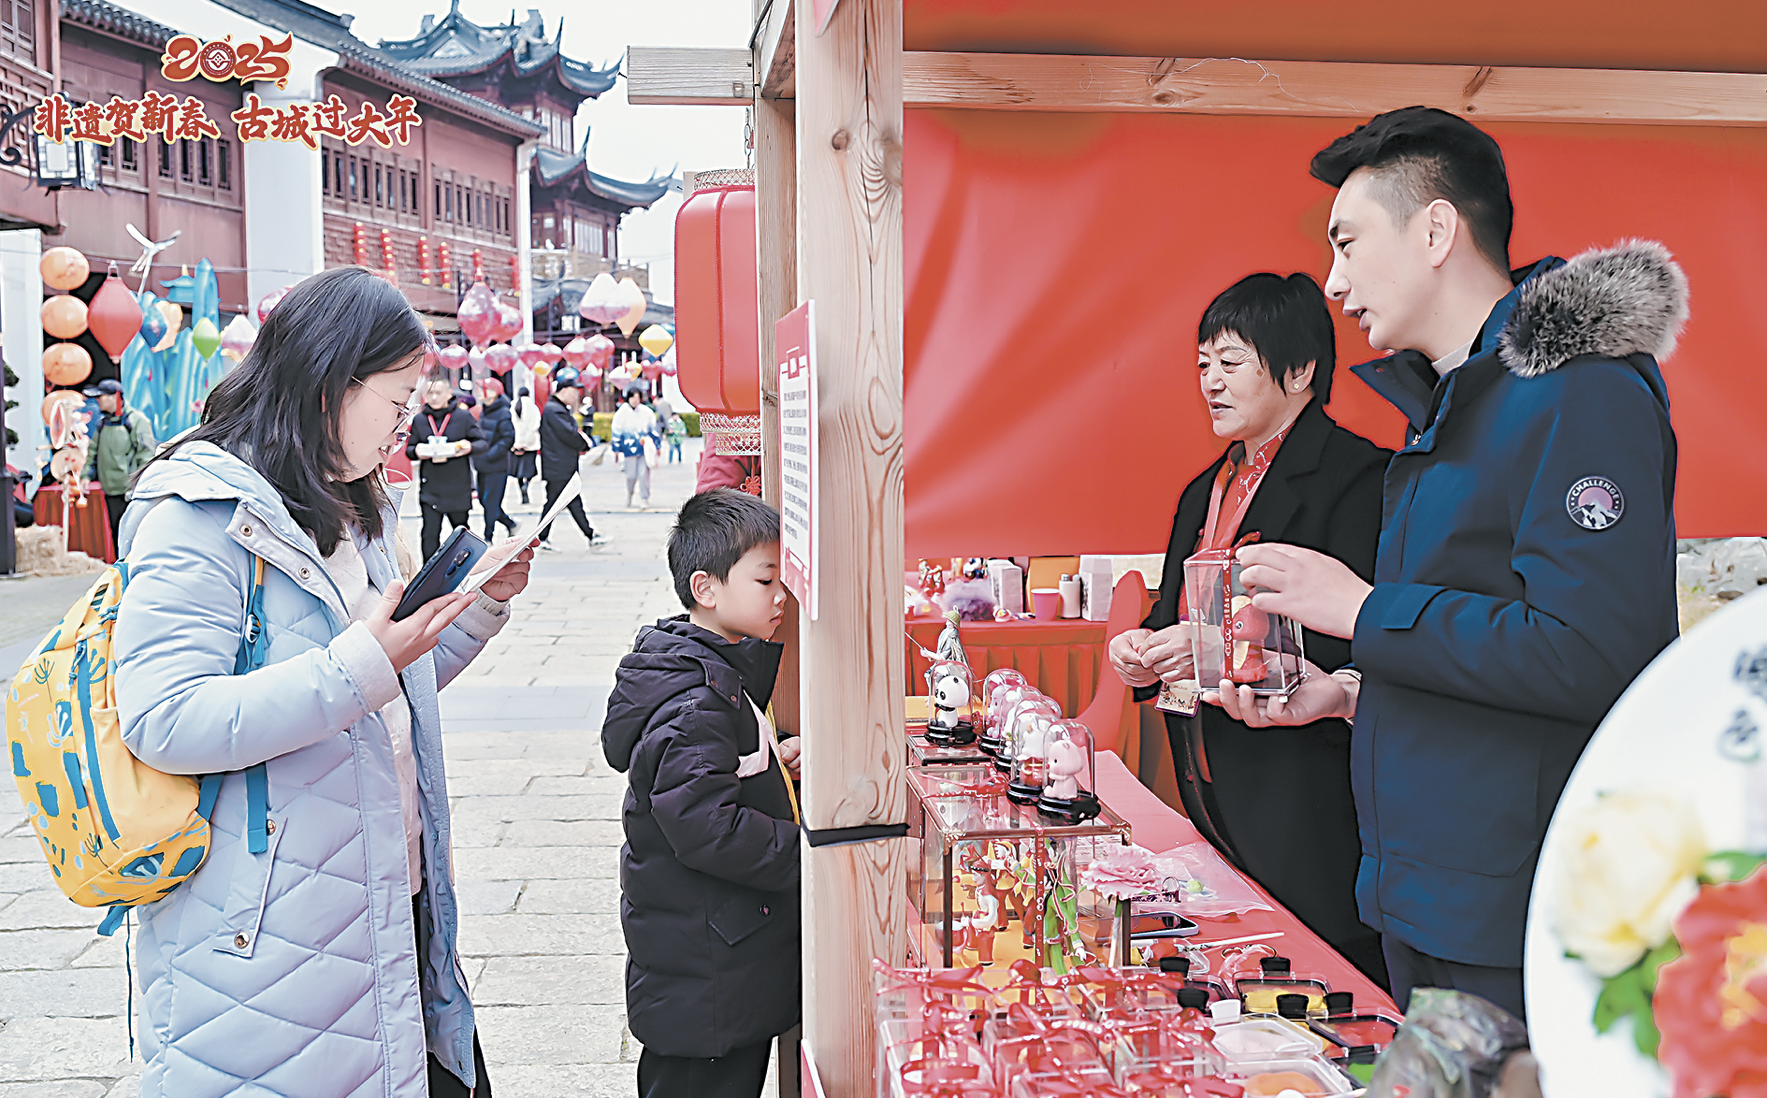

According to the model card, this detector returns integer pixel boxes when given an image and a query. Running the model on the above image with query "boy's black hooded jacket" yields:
[602,617,800,1058]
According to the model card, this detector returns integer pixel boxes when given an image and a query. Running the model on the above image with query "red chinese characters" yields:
[34,90,422,149]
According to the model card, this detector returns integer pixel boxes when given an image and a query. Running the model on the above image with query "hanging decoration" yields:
[438,344,469,371]
[471,248,485,284]
[561,337,590,368]
[484,344,518,375]
[40,247,90,291]
[438,241,452,286]
[43,342,93,386]
[467,346,487,377]
[138,296,168,350]
[493,300,524,344]
[353,222,368,265]
[219,315,257,362]
[87,266,145,358]
[380,229,395,276]
[578,272,626,325]
[507,254,520,290]
[585,332,616,370]
[615,277,648,337]
[255,283,293,324]
[638,324,674,358]
[190,316,221,360]
[150,300,182,351]
[457,281,498,346]
[418,237,432,285]
[41,295,88,340]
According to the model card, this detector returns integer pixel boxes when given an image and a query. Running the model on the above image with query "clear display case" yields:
[907,765,1133,972]
[1182,547,1307,697]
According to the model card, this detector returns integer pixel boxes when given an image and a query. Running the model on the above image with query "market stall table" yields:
[32,483,115,563]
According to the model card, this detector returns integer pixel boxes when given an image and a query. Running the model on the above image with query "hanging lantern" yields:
[662,359,678,377]
[219,315,257,363]
[508,254,520,290]
[43,342,93,386]
[517,343,547,369]
[380,229,396,275]
[641,360,662,381]
[471,248,485,284]
[493,300,524,344]
[538,343,563,366]
[585,332,615,370]
[353,222,368,265]
[255,284,293,325]
[87,269,144,358]
[40,247,90,291]
[190,316,222,360]
[438,241,452,286]
[438,344,469,371]
[484,343,518,375]
[457,281,498,347]
[138,295,168,349]
[562,336,591,369]
[638,324,673,358]
[578,272,626,325]
[41,295,88,340]
[418,237,432,285]
[674,178,760,455]
[467,346,487,377]
[151,300,182,352]
[615,277,648,337]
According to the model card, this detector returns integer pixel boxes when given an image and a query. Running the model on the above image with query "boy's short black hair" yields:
[1310,106,1513,275]
[668,489,782,609]
[1198,272,1337,405]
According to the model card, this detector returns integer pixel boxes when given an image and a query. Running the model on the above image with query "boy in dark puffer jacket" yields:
[602,489,802,1098]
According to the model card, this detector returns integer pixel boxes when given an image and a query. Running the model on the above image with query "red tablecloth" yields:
[1094,750,1397,1015]
[32,483,115,563]
[907,616,1105,717]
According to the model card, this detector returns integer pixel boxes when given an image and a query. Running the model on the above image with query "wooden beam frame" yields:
[753,0,796,99]
[908,52,1766,125]
[628,47,1766,124]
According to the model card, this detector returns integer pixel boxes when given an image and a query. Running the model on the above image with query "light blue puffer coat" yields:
[113,441,506,1097]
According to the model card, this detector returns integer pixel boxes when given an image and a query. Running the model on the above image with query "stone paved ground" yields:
[0,438,773,1097]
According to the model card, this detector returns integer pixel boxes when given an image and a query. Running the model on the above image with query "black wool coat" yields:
[602,618,801,1058]
[538,396,592,483]
[404,399,486,511]
[472,394,514,475]
[1139,400,1390,973]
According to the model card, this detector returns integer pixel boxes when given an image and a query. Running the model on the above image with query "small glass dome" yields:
[1006,698,1063,805]
[923,659,977,745]
[980,670,1028,742]
[980,680,1038,764]
[1038,719,1101,822]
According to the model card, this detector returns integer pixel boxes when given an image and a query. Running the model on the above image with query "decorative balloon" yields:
[40,247,90,291]
[43,342,93,386]
[151,300,182,352]
[88,269,145,358]
[585,332,616,370]
[137,295,168,349]
[438,344,469,371]
[493,301,524,344]
[638,324,674,358]
[561,336,591,369]
[577,272,626,325]
[219,315,258,363]
[614,278,648,337]
[41,295,88,340]
[255,284,294,324]
[190,316,222,360]
[484,343,518,375]
[457,281,498,346]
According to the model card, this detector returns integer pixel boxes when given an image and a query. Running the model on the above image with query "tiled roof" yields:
[378,5,617,102]
[533,145,671,210]
[61,0,178,48]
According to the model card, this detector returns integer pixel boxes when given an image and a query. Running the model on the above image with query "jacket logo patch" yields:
[1567,477,1624,530]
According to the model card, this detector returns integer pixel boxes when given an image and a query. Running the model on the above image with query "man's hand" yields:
[1108,629,1158,687]
[1236,544,1373,640]
[473,541,534,603]
[365,582,474,671]
[1138,623,1195,684]
[1204,658,1356,727]
[777,736,802,780]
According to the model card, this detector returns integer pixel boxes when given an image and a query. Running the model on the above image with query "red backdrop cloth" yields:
[902,111,1765,555]
[1094,750,1397,1014]
[33,483,115,563]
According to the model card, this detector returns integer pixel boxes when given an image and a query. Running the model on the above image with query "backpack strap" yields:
[230,555,272,854]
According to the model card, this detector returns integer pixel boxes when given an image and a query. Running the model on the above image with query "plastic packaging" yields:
[1364,988,1530,1098]
[1182,547,1307,696]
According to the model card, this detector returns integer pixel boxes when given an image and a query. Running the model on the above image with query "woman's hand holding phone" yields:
[367,581,474,671]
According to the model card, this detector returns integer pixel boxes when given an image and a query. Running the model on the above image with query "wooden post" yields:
[794,0,906,1094]
[755,95,802,739]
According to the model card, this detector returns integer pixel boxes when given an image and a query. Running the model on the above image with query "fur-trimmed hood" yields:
[1499,240,1689,378]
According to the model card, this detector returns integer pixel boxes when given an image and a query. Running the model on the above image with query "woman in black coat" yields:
[405,378,487,559]
[1109,273,1391,984]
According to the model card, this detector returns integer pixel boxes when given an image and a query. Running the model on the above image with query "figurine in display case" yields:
[1039,720,1102,823]
[1005,697,1062,805]
[925,659,977,745]
[1182,545,1307,696]
[982,681,1040,763]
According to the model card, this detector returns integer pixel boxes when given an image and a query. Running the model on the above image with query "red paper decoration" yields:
[87,273,144,358]
[40,247,89,291]
[41,295,87,340]
[43,342,93,386]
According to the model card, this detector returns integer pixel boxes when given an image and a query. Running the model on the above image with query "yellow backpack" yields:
[7,556,269,935]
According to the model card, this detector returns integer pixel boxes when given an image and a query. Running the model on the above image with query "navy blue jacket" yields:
[1348,243,1684,968]
[472,394,514,475]
[602,618,800,1058]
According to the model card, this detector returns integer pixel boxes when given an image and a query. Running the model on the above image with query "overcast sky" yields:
[342,0,752,304]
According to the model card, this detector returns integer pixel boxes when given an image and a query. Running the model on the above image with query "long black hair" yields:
[155,266,432,555]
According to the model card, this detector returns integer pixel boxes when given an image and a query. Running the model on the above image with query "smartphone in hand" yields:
[393,527,488,621]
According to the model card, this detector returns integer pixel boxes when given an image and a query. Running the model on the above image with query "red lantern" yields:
[438,345,469,371]
[508,254,520,290]
[87,272,144,358]
[471,248,485,284]
[43,342,93,386]
[585,333,615,370]
[562,337,591,369]
[380,229,395,274]
[438,241,452,285]
[485,344,518,374]
[493,301,523,344]
[41,295,88,340]
[418,237,432,285]
[353,222,368,265]
[674,183,759,457]
[457,281,497,347]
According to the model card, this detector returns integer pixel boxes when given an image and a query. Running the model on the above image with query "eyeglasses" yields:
[350,377,423,432]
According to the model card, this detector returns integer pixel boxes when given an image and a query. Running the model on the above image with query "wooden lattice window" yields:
[0,0,34,61]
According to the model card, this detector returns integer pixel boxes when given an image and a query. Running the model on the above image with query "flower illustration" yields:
[1551,790,1707,977]
[1654,867,1766,1098]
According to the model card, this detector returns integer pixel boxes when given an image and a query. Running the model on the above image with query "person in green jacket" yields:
[84,378,157,551]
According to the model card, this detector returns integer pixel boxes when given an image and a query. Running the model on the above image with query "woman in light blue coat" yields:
[113,267,532,1097]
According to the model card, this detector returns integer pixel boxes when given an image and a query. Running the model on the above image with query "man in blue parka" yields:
[1215,107,1685,1020]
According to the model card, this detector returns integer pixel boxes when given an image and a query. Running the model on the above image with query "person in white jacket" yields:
[611,386,658,509]
[510,385,543,503]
